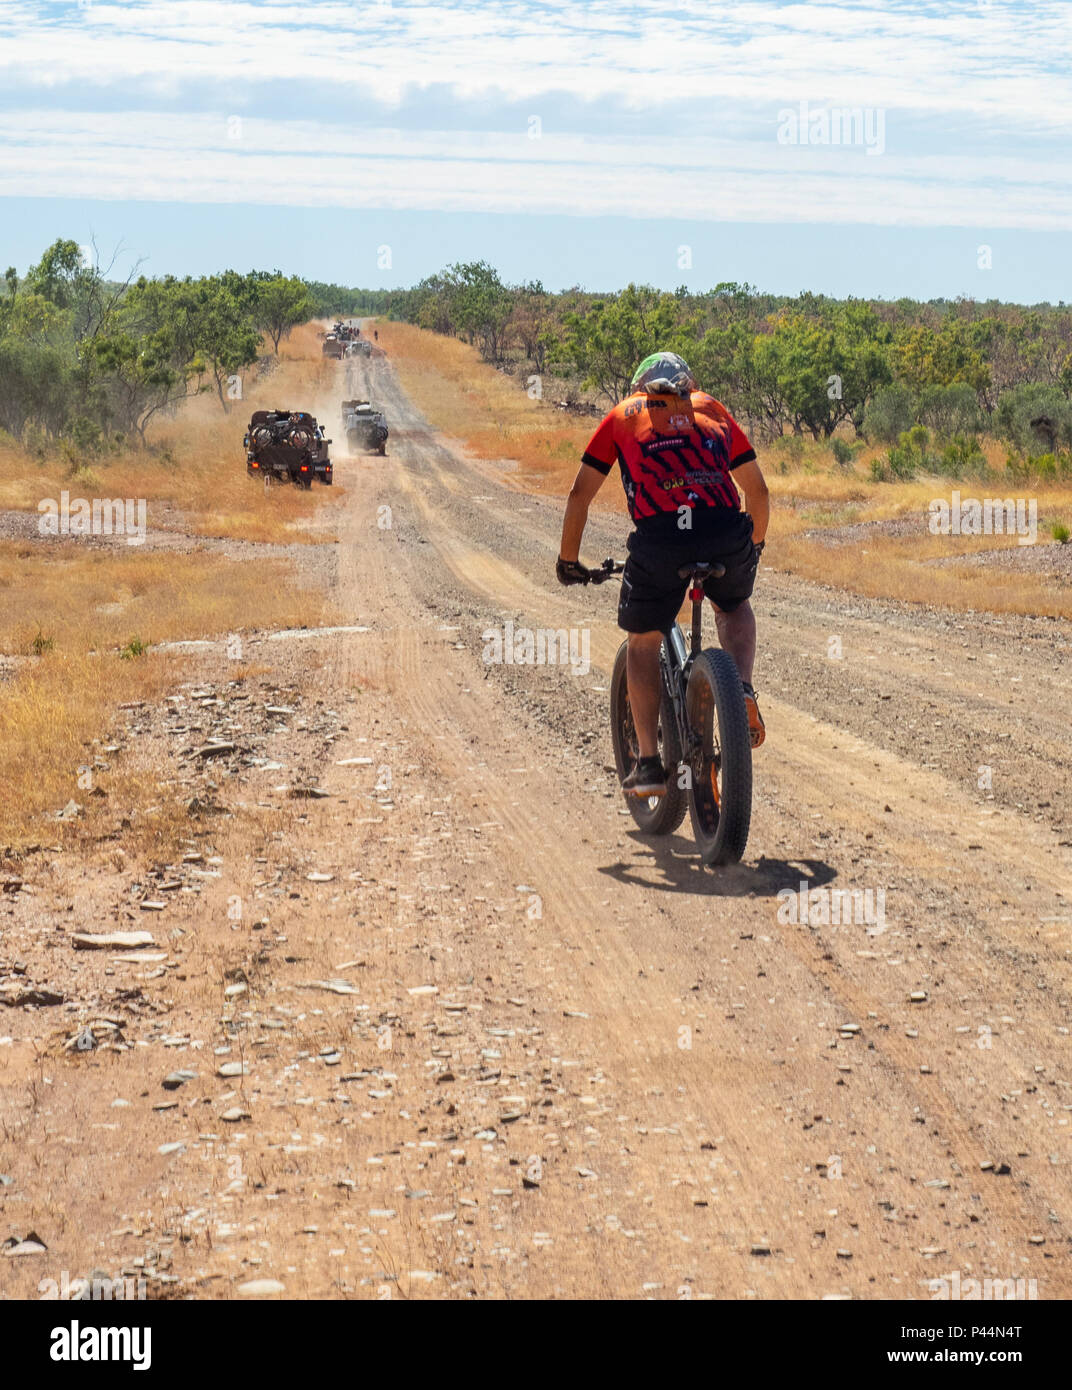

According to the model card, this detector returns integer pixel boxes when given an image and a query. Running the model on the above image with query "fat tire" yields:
[685,648,752,865]
[610,639,688,835]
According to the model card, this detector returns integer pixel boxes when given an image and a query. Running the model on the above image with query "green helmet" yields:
[629,351,697,398]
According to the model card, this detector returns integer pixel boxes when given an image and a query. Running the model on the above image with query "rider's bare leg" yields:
[712,599,756,684]
[626,630,664,760]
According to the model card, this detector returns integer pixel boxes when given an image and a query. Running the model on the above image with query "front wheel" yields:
[610,640,687,835]
[685,648,752,865]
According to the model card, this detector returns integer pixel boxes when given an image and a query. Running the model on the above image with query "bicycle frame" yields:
[660,581,708,763]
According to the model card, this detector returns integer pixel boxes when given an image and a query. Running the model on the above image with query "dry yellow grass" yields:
[775,532,1071,618]
[0,321,345,848]
[0,653,311,852]
[376,320,1072,614]
[374,320,603,500]
[0,541,326,657]
[0,650,170,849]
[0,547,330,848]
[0,322,345,542]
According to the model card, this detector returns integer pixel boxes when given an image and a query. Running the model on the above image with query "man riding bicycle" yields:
[557,351,769,798]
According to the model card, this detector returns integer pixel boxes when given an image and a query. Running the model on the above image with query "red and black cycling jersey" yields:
[582,391,756,529]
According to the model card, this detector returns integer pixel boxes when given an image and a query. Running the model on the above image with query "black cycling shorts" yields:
[617,511,759,634]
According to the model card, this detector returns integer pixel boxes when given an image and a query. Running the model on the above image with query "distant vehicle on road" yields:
[341,399,388,455]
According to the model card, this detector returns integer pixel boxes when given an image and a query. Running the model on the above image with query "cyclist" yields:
[557,351,768,798]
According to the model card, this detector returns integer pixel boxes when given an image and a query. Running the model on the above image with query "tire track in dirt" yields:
[311,355,1072,1295]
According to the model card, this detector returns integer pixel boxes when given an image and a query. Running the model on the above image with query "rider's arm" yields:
[730,457,769,545]
[559,461,607,562]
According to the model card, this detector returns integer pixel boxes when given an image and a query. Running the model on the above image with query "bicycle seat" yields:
[677,561,726,581]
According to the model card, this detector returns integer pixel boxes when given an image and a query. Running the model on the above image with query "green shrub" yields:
[0,338,72,440]
[1052,521,1070,544]
[862,384,916,444]
[1034,453,1058,482]
[22,423,49,461]
[119,636,149,660]
[777,433,806,459]
[995,384,1072,454]
[869,456,891,482]
[67,463,102,488]
[882,424,933,480]
[918,382,984,438]
[936,433,989,479]
[830,437,856,468]
[69,416,104,454]
[1004,449,1072,483]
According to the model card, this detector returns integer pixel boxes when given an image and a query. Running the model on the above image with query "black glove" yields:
[556,557,590,586]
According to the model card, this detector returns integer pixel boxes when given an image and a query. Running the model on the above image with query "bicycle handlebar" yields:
[586,557,625,585]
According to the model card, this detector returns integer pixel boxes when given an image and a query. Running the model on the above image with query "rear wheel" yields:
[684,648,752,865]
[610,640,687,835]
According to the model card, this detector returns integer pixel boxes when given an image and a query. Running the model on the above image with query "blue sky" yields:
[3,0,1072,300]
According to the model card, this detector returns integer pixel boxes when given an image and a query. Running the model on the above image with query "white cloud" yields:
[2,0,1071,223]
[4,108,1072,228]
[3,0,1071,115]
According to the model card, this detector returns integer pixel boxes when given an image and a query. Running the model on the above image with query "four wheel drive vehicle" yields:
[332,321,360,343]
[321,334,345,359]
[245,410,333,488]
[341,400,388,455]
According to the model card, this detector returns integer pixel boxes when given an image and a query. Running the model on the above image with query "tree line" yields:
[373,261,1072,471]
[6,244,1072,477]
[0,240,314,448]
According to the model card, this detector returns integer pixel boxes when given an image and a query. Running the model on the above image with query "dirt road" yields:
[2,352,1070,1301]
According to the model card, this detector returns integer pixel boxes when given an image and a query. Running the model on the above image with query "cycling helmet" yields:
[629,351,696,398]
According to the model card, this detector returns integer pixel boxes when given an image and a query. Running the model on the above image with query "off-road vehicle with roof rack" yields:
[245,410,333,487]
